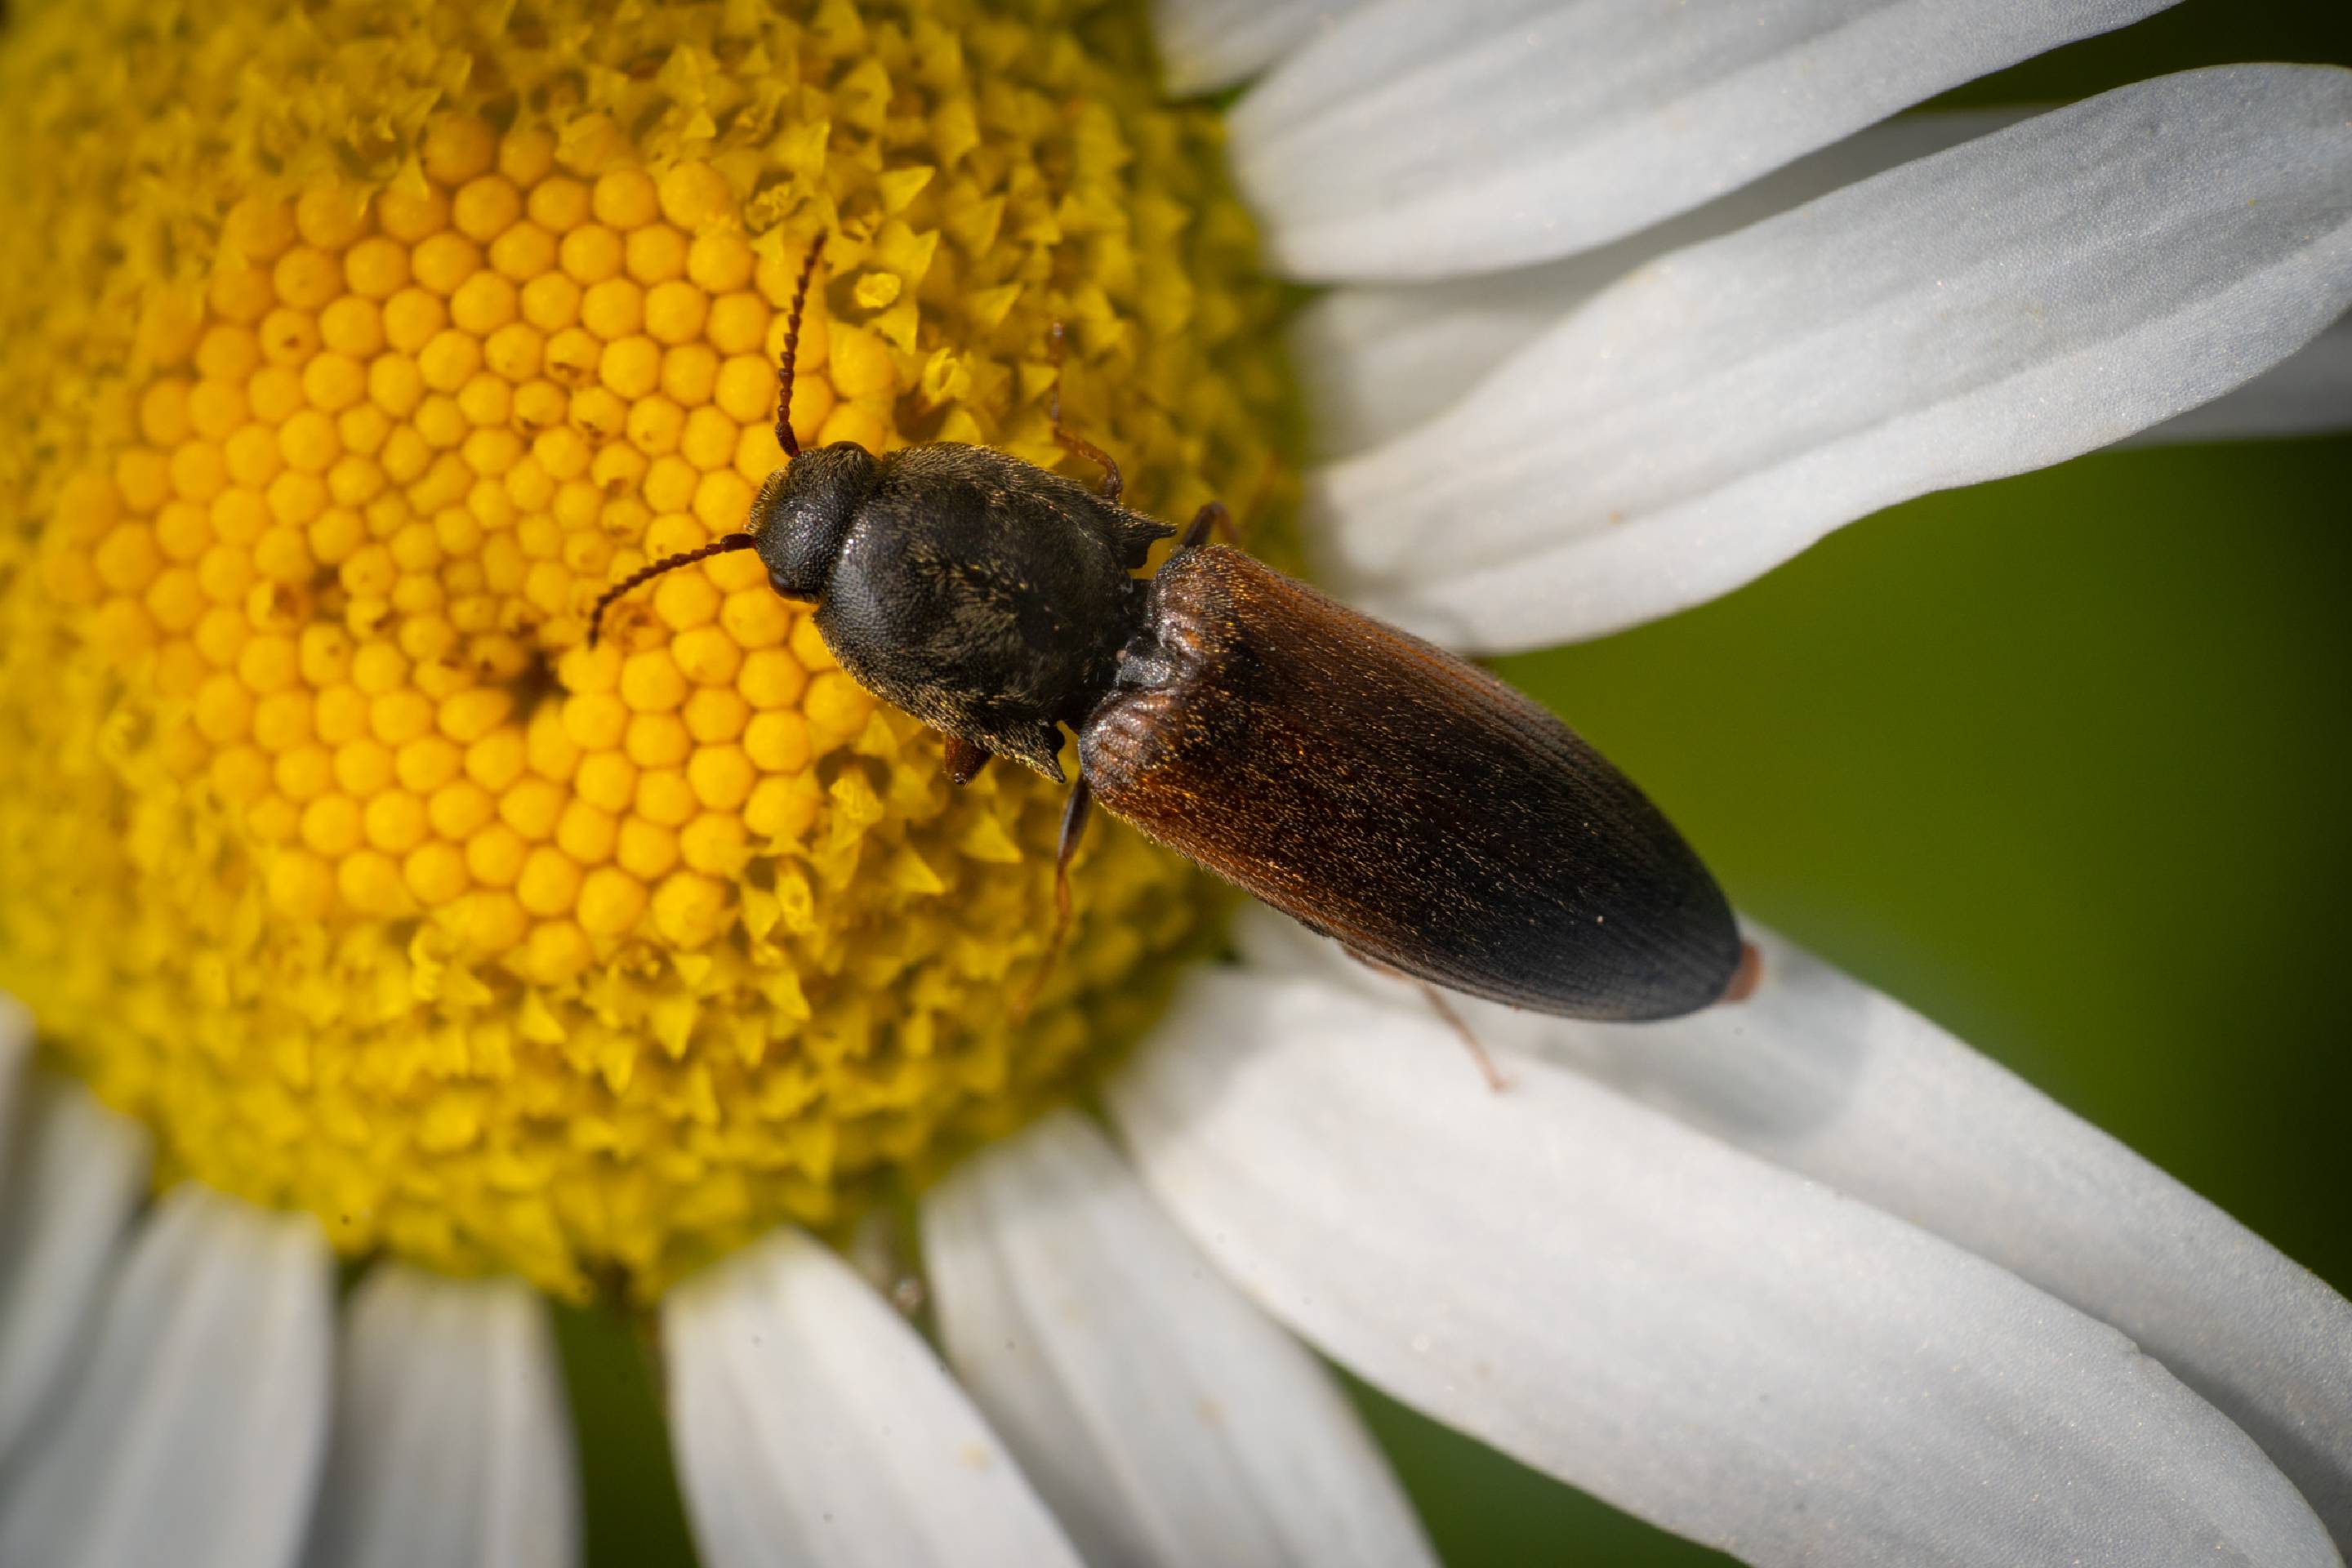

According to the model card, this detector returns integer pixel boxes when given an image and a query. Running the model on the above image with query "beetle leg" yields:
[1169,460,1274,553]
[1048,321,1123,502]
[940,733,991,786]
[1343,945,1508,1093]
[1176,501,1231,552]
[1051,777,1093,923]
[1414,979,1509,1094]
[1013,777,1094,1021]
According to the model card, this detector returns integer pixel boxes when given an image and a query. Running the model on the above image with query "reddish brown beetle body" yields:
[1084,546,1738,1018]
[588,244,1742,1020]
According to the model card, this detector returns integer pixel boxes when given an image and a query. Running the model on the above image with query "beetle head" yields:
[748,443,879,601]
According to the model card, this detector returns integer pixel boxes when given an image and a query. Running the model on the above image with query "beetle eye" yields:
[769,572,814,604]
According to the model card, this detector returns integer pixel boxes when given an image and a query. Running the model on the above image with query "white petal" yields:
[1312,66,2352,651]
[1293,110,2027,459]
[1238,908,2352,1550]
[2133,312,2352,443]
[1234,0,2176,281]
[1153,0,1363,96]
[666,1229,1082,1568]
[305,1267,579,1568]
[0,1078,149,1467]
[1107,969,2340,1566]
[0,1186,333,1568]
[924,1109,1437,1568]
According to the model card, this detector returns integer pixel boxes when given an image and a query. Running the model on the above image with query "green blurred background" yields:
[558,4,2352,1562]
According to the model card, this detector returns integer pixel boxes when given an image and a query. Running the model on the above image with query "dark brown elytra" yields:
[590,243,1744,1022]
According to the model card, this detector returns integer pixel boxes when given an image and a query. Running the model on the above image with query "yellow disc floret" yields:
[0,0,1296,1296]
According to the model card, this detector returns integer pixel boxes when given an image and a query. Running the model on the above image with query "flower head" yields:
[0,0,1294,1297]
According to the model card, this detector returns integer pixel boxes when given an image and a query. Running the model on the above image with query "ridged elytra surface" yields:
[1082,546,1741,1019]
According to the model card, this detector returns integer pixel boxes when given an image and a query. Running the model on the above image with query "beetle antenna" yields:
[587,534,758,648]
[774,239,824,458]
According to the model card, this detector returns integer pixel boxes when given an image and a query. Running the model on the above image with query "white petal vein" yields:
[925,1109,1437,1568]
[1109,967,2341,1566]
[0,1187,333,1568]
[1235,909,2352,1552]
[305,1267,580,1568]
[1311,66,2352,650]
[666,1229,1083,1568]
[1234,0,2176,280]
[1291,110,2028,459]
[1152,0,1364,96]
[2132,310,2352,444]
[0,1079,149,1468]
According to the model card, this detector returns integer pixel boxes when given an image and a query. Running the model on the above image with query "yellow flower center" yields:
[0,0,1295,1297]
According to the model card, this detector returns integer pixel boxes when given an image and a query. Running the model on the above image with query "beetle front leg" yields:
[940,732,991,786]
[1047,320,1123,502]
[1175,501,1231,552]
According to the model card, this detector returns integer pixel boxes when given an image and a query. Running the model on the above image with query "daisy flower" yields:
[0,0,2347,1565]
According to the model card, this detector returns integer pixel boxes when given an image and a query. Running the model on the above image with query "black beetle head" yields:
[748,443,878,601]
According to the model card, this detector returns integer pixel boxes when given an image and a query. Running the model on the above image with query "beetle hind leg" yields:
[1343,944,1508,1094]
[1013,778,1094,1021]
[1414,980,1509,1094]
[1050,778,1092,926]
